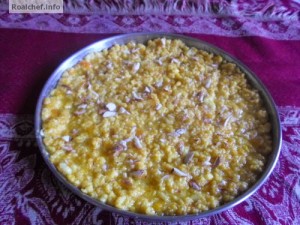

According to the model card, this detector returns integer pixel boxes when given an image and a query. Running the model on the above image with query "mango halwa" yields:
[41,38,272,215]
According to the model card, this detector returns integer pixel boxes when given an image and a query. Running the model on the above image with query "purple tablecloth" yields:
[0,1,300,224]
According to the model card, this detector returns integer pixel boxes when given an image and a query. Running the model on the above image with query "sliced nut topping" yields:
[61,84,72,90]
[160,138,166,143]
[182,113,189,121]
[123,60,132,65]
[169,128,187,137]
[102,164,108,171]
[132,62,140,73]
[163,85,171,92]
[155,56,167,65]
[155,80,163,88]
[220,180,227,186]
[188,180,201,191]
[171,58,180,64]
[224,115,232,127]
[128,159,140,164]
[87,82,99,98]
[122,49,130,54]
[205,78,212,88]
[212,157,221,168]
[112,138,133,156]
[62,145,75,152]
[125,96,131,103]
[132,91,143,101]
[122,178,132,186]
[177,141,185,155]
[78,104,87,109]
[119,140,128,150]
[66,90,73,95]
[156,103,162,111]
[211,63,219,68]
[132,48,140,53]
[203,118,212,124]
[62,84,73,95]
[103,111,117,118]
[59,162,72,174]
[106,103,117,112]
[74,109,86,115]
[106,62,113,69]
[126,137,136,144]
[183,151,194,164]
[169,132,178,137]
[176,129,187,135]
[156,58,163,65]
[203,160,212,166]
[130,169,145,177]
[62,135,71,142]
[161,38,166,47]
[187,48,196,56]
[144,86,152,93]
[72,129,79,135]
[113,142,126,152]
[133,136,143,149]
[74,103,87,115]
[196,91,206,103]
[172,168,189,177]
[162,174,170,180]
[119,107,130,114]
[130,126,137,136]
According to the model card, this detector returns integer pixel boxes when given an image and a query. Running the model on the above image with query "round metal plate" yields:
[35,33,282,222]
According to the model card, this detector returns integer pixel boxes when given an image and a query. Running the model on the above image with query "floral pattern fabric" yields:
[0,1,300,224]
[0,13,300,40]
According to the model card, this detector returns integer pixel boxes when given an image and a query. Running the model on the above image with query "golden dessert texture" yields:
[41,38,272,215]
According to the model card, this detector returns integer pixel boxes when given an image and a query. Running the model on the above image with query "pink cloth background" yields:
[0,2,300,224]
[1,30,299,114]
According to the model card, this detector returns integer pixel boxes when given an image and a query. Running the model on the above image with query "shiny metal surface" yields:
[35,33,282,221]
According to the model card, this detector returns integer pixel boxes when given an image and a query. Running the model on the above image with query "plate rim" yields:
[35,32,282,221]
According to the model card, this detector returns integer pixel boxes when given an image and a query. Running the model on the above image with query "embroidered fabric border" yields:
[0,0,300,40]
[1,13,300,40]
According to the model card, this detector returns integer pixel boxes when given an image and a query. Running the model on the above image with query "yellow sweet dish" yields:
[41,38,272,215]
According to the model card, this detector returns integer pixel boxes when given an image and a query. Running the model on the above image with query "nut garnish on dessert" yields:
[41,38,272,215]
